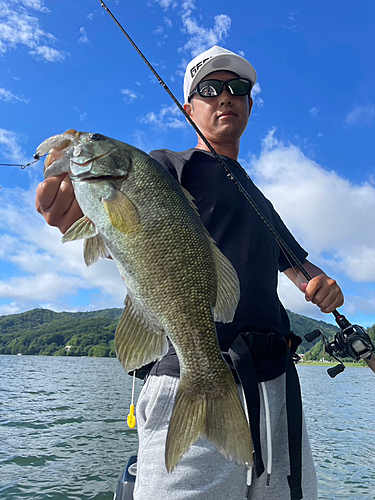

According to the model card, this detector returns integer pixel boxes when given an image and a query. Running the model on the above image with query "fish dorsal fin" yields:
[211,243,240,323]
[83,234,111,266]
[180,185,240,323]
[115,295,169,373]
[180,185,200,217]
[62,215,98,242]
[103,189,140,234]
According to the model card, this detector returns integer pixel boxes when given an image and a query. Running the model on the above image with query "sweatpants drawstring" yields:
[260,381,272,486]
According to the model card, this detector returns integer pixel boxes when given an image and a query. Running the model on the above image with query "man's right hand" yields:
[35,174,83,234]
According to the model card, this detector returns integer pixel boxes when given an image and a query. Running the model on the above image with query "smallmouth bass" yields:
[37,130,253,471]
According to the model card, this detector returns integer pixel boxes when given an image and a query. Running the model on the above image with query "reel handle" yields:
[327,364,345,378]
[304,329,322,343]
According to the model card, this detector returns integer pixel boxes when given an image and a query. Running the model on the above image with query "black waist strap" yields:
[228,332,303,500]
[228,334,265,478]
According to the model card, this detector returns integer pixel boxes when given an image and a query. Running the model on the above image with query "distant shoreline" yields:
[298,360,366,368]
[3,354,367,368]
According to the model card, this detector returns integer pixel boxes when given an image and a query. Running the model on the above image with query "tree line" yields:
[0,307,374,361]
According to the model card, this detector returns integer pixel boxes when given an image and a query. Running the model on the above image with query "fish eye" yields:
[90,133,102,141]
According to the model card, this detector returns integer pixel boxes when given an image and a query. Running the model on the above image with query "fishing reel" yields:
[305,313,375,378]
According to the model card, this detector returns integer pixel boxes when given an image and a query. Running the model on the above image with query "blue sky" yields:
[0,0,374,328]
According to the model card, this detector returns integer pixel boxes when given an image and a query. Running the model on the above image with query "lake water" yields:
[0,356,374,500]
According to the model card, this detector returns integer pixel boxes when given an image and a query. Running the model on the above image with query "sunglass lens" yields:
[197,80,223,97]
[227,79,251,95]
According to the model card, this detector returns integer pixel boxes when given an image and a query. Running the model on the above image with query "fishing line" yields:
[0,153,46,169]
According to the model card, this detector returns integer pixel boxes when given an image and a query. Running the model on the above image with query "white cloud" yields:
[0,128,28,163]
[153,25,164,35]
[121,88,142,105]
[282,11,298,30]
[179,1,232,57]
[0,0,67,62]
[0,186,126,313]
[309,106,319,118]
[345,105,375,127]
[138,103,186,130]
[0,87,28,103]
[251,82,264,108]
[28,45,66,62]
[73,106,87,122]
[151,0,177,10]
[164,16,173,28]
[0,302,22,316]
[246,128,375,281]
[78,27,89,44]
[18,0,49,13]
[240,128,375,318]
[251,82,261,97]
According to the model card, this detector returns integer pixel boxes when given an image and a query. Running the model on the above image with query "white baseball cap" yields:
[183,46,257,103]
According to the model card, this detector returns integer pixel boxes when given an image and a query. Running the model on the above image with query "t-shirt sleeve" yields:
[272,209,308,272]
[149,149,184,183]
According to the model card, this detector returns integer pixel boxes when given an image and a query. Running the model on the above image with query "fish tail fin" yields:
[165,370,253,472]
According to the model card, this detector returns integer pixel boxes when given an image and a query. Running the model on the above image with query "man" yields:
[36,46,343,499]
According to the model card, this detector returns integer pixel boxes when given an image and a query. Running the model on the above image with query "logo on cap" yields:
[190,57,211,78]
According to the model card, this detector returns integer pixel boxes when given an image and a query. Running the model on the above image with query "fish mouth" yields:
[70,147,116,167]
[71,174,125,182]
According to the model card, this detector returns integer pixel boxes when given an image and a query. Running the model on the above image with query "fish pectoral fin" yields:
[83,234,110,266]
[103,189,140,234]
[62,216,98,243]
[165,370,253,472]
[115,295,169,373]
[211,242,240,323]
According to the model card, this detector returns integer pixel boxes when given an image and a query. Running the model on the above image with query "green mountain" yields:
[0,308,122,357]
[0,307,373,361]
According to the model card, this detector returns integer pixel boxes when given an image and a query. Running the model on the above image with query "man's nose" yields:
[218,90,233,105]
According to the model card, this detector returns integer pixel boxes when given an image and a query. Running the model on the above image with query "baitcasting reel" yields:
[305,313,375,378]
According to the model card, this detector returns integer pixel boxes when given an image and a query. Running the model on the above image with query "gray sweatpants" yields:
[134,373,318,500]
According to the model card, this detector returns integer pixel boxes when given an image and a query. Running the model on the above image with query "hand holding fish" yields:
[35,173,83,233]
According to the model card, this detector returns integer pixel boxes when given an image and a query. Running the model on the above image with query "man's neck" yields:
[195,139,240,161]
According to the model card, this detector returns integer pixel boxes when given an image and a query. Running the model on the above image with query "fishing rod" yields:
[98,0,375,377]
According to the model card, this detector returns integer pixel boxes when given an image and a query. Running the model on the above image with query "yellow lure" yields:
[127,404,136,428]
[127,371,137,429]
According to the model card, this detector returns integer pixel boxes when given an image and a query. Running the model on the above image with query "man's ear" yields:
[248,96,253,116]
[184,102,193,118]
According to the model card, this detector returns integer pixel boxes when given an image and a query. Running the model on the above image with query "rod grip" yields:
[365,355,375,375]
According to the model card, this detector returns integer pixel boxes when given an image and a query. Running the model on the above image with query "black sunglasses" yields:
[188,78,253,102]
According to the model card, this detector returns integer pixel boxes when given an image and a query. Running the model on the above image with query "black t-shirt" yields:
[148,148,308,380]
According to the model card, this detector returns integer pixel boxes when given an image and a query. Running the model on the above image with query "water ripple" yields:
[1,357,374,499]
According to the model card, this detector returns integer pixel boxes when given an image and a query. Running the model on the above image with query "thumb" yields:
[299,282,309,298]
